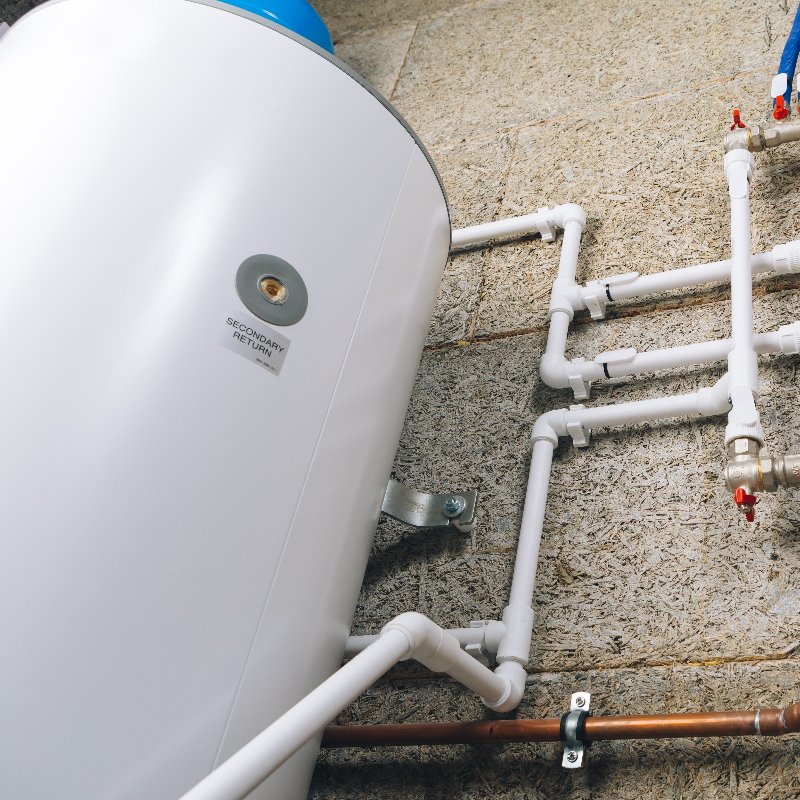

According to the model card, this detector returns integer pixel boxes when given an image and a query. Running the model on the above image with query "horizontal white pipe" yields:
[593,251,774,302]
[567,388,728,431]
[533,379,730,443]
[451,204,585,249]
[345,625,493,659]
[451,211,551,248]
[541,327,794,390]
[602,331,782,377]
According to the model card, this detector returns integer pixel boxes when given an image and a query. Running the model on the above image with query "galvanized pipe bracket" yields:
[381,479,477,533]
[561,692,591,768]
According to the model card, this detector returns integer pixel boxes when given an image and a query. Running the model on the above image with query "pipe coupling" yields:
[748,121,800,151]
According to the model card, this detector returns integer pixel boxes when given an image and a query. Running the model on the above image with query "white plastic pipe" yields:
[598,331,787,378]
[727,152,755,359]
[344,621,507,659]
[381,614,513,706]
[0,21,9,39]
[495,379,731,670]
[724,148,763,444]
[540,213,586,387]
[505,439,555,614]
[579,239,800,307]
[540,326,795,390]
[450,204,586,249]
[180,614,518,800]
[566,389,729,430]
[451,210,553,248]
[542,307,571,369]
[553,217,584,287]
[585,251,775,303]
[494,437,554,671]
[179,628,410,800]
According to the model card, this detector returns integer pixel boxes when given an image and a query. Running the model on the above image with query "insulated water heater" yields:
[0,1,450,797]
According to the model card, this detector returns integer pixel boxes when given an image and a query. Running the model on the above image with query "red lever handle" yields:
[774,96,790,121]
[733,487,757,522]
[730,108,747,130]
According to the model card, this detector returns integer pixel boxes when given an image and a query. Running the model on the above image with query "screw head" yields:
[566,751,578,763]
[575,696,586,708]
[442,495,466,518]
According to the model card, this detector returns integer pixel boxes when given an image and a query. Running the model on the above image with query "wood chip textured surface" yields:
[3,0,799,797]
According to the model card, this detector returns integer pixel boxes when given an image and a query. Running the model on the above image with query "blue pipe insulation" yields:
[221,0,334,53]
[776,1,800,110]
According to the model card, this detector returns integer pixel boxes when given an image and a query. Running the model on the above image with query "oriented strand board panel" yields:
[312,0,800,797]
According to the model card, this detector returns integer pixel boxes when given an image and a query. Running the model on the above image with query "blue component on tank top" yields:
[220,0,334,53]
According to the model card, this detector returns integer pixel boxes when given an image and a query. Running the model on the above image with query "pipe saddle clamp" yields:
[561,691,591,768]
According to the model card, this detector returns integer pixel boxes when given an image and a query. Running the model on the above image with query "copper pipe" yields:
[321,702,800,748]
[323,719,561,747]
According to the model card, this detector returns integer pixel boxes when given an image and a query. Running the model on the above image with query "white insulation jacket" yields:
[0,1,450,798]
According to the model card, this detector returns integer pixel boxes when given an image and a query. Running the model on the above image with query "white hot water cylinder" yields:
[0,1,451,797]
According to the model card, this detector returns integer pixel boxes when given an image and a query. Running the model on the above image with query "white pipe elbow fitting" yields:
[550,203,587,231]
[381,613,524,713]
[696,376,731,417]
[531,411,563,445]
[489,661,526,713]
[539,352,570,389]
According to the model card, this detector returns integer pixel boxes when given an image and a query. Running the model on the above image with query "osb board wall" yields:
[311,0,800,798]
[2,1,798,797]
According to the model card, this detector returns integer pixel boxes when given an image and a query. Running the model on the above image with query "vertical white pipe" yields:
[557,220,583,281]
[544,309,570,359]
[724,148,763,444]
[179,629,411,800]
[545,217,584,361]
[727,155,755,357]
[507,440,555,610]
[495,439,555,672]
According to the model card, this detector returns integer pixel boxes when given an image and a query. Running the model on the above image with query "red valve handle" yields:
[774,96,790,121]
[730,108,747,130]
[733,487,757,522]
